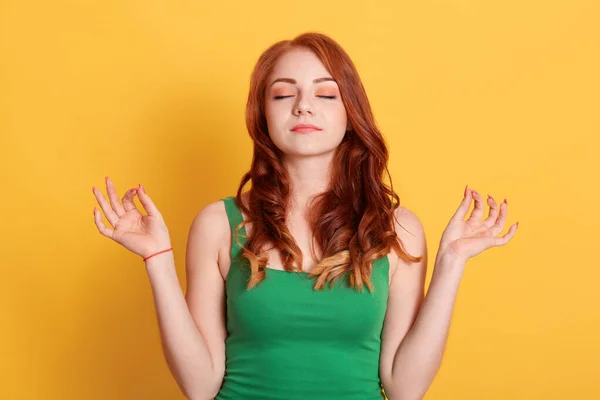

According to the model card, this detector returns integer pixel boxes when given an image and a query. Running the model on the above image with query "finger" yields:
[491,199,508,236]
[491,222,518,247]
[467,190,485,222]
[105,177,126,217]
[136,185,161,217]
[483,194,499,229]
[93,207,115,239]
[122,188,140,212]
[93,186,119,227]
[451,186,473,222]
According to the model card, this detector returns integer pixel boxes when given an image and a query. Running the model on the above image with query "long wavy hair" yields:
[234,32,423,292]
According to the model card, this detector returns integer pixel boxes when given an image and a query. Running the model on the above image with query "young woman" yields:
[92,32,518,400]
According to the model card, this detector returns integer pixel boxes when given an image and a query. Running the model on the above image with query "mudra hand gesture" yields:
[92,177,172,260]
[438,186,519,264]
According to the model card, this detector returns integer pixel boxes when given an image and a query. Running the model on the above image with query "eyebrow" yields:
[270,77,337,86]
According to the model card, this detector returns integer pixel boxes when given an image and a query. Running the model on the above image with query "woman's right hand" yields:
[92,177,172,259]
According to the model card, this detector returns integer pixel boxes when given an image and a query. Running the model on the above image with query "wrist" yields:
[143,246,173,263]
[433,252,466,278]
[144,249,175,272]
[142,245,173,261]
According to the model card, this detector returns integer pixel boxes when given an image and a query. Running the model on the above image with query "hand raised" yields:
[92,177,172,259]
[438,186,518,263]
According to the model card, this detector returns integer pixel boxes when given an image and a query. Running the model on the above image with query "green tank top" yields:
[215,196,389,400]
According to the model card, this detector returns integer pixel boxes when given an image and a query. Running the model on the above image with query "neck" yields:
[282,152,334,214]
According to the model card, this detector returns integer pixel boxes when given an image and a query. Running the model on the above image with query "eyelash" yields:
[273,95,337,100]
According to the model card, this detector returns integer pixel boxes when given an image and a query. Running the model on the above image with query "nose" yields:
[292,93,314,116]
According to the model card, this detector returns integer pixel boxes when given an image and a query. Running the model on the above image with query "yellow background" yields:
[1,0,598,399]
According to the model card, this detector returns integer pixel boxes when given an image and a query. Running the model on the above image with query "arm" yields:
[379,207,463,400]
[379,207,430,400]
[380,188,517,399]
[384,253,464,400]
[145,201,228,400]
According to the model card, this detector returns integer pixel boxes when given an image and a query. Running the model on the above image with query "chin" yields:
[283,145,339,158]
[270,133,345,158]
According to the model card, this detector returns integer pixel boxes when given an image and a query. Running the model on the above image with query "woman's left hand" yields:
[438,186,519,264]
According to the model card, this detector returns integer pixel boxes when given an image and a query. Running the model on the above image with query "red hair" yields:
[234,32,423,292]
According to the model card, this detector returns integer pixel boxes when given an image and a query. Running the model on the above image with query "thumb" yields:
[136,184,161,217]
[451,186,473,222]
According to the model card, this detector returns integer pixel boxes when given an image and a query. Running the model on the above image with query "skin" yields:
[264,47,352,214]
[265,48,350,159]
[91,47,518,400]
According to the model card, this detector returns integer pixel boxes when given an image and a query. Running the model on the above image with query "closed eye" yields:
[273,95,337,100]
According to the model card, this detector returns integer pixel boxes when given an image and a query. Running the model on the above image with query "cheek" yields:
[332,104,348,126]
[264,104,288,143]
[264,104,284,128]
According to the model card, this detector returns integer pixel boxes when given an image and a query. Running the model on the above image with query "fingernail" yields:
[464,185,468,197]
[472,190,478,196]
[487,194,494,201]
[516,221,519,228]
[139,184,144,193]
[503,199,507,205]
[92,186,95,194]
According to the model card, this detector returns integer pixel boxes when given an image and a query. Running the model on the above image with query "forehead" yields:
[269,48,332,82]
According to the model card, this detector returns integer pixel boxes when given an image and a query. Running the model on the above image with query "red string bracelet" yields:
[143,247,173,262]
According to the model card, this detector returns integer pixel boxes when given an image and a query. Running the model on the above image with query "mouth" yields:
[291,124,322,134]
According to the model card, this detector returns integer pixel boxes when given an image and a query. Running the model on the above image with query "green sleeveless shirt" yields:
[215,196,389,400]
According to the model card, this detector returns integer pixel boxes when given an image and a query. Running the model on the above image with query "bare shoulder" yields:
[379,206,428,392]
[187,199,231,258]
[187,199,232,281]
[190,199,230,228]
[389,206,427,275]
[183,198,232,396]
[393,206,425,240]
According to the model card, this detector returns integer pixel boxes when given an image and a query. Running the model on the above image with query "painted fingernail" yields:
[487,194,494,201]
[516,221,519,227]
[503,199,507,205]
[464,185,468,197]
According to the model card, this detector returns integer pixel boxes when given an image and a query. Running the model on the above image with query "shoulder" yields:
[379,206,428,392]
[187,199,232,257]
[186,198,233,281]
[189,199,230,235]
[391,206,427,269]
[190,192,249,239]
[393,206,425,240]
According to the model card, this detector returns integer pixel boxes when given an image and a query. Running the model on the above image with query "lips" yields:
[291,124,322,133]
